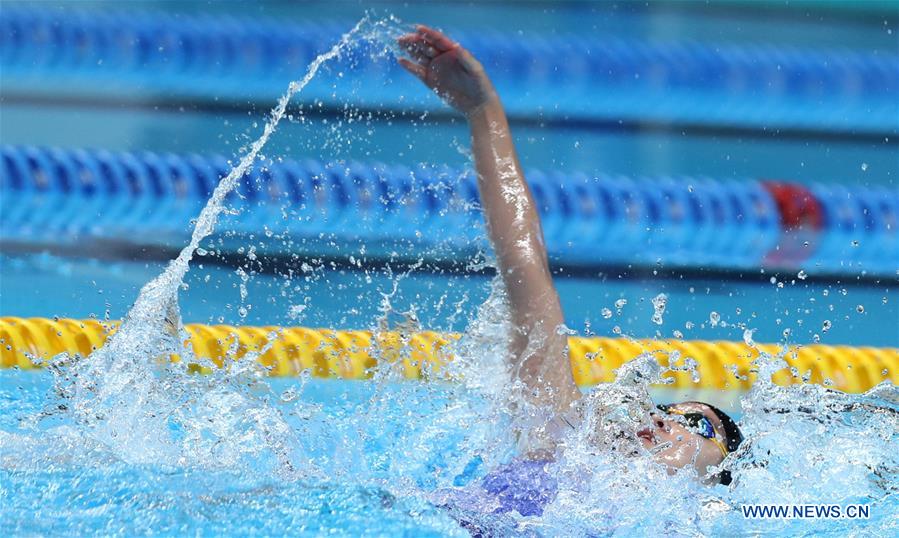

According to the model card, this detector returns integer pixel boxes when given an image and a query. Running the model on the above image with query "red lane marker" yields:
[762,181,823,267]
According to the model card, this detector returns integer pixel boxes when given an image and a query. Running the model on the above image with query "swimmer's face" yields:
[635,402,727,482]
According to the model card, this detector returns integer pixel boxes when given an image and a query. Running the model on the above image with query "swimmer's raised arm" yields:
[398,26,581,414]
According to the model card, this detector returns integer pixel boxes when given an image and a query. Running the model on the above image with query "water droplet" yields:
[770,276,777,284]
[288,304,307,319]
[709,311,721,327]
[614,298,628,310]
[556,324,577,336]
[851,240,860,248]
[673,330,684,339]
[822,320,832,332]
[797,270,807,280]
[238,306,248,318]
[651,293,668,325]
[601,308,613,319]
[742,328,755,346]
[280,388,299,403]
[861,162,868,171]
[196,247,208,256]
[856,305,865,313]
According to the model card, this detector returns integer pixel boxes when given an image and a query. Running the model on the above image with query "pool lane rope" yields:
[1,317,896,393]
[3,6,896,132]
[5,144,897,277]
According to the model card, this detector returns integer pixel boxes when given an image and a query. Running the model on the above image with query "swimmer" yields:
[397,25,744,519]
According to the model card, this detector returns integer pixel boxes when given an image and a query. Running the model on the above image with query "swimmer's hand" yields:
[397,25,497,117]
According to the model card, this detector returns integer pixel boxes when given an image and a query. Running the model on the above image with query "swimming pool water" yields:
[2,253,894,347]
[1,4,897,536]
[0,370,467,536]
[3,243,896,535]
[2,362,896,536]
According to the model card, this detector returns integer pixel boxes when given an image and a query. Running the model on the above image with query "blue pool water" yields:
[2,3,898,536]
[2,355,897,536]
[0,370,465,536]
[2,252,895,347]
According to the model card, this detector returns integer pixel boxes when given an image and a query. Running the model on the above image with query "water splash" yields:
[126,15,396,334]
[651,293,668,325]
[22,14,409,479]
[2,13,897,537]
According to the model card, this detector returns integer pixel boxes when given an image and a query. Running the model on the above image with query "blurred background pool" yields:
[2,0,896,346]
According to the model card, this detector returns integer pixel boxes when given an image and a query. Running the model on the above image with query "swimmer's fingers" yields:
[398,57,428,82]
[416,24,456,53]
[398,34,438,63]
[396,34,431,83]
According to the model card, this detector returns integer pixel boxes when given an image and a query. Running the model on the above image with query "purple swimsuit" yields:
[433,458,558,526]
[479,459,558,516]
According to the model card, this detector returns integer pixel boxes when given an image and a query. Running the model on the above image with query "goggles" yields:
[656,404,728,458]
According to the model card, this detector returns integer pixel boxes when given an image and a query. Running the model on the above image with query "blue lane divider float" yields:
[2,145,897,277]
[1,6,896,133]
[809,183,899,275]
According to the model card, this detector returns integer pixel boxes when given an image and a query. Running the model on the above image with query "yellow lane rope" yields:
[1,317,896,393]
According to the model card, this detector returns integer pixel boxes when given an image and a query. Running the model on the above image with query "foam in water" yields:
[2,13,897,536]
